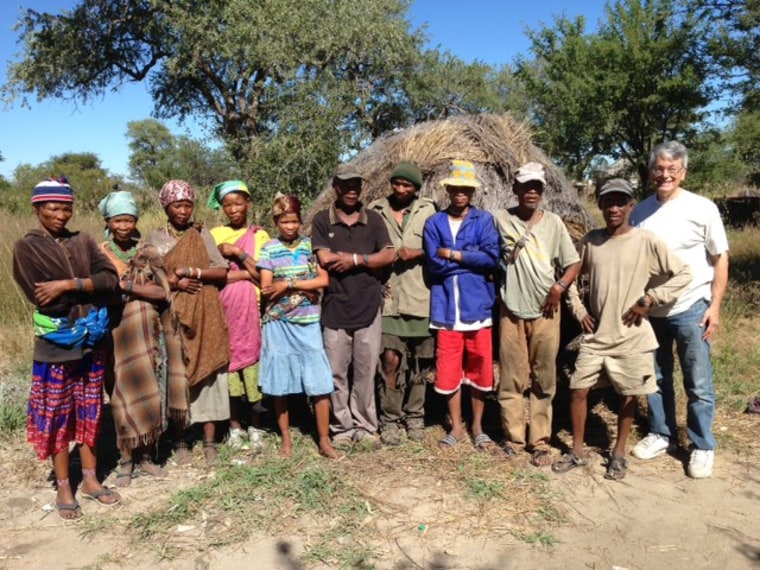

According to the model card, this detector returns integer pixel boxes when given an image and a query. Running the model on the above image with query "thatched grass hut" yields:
[304,113,593,240]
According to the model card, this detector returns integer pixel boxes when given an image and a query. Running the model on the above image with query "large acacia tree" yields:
[517,0,713,188]
[4,0,518,201]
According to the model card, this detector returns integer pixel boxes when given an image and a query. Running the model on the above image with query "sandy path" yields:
[1,442,757,570]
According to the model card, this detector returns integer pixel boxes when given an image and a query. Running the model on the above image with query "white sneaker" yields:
[227,428,245,449]
[631,433,673,460]
[687,449,714,479]
[247,427,264,455]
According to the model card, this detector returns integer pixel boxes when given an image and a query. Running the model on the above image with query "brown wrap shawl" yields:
[162,227,230,386]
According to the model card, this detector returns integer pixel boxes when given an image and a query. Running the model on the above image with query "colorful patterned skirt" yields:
[27,350,106,460]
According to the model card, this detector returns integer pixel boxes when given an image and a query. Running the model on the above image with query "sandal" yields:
[604,455,628,481]
[474,433,507,457]
[438,432,462,450]
[56,501,82,521]
[551,452,587,474]
[332,434,354,450]
[502,444,519,458]
[114,458,134,488]
[530,448,552,467]
[81,487,121,507]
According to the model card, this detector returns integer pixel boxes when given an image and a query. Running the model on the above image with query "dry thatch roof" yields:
[304,113,593,240]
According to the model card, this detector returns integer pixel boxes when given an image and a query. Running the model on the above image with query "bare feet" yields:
[318,441,342,460]
[114,458,134,488]
[203,441,218,467]
[172,443,193,466]
[136,458,168,478]
[278,434,293,458]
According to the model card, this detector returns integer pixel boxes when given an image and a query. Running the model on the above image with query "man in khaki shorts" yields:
[552,179,691,481]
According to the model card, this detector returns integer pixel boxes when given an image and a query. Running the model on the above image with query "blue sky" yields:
[0,1,608,180]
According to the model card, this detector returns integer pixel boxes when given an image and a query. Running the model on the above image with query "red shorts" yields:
[434,328,493,394]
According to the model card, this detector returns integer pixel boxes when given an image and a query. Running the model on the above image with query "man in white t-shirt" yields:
[629,141,729,479]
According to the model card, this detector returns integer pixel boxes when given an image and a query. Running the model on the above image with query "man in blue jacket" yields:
[423,159,500,452]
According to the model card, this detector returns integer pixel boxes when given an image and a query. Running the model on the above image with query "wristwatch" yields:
[637,295,652,308]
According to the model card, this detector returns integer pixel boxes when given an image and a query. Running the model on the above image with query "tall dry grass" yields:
[712,226,760,413]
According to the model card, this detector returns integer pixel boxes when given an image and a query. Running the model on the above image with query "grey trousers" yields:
[324,311,382,436]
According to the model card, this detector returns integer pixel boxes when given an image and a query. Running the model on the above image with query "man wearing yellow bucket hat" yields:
[423,159,501,453]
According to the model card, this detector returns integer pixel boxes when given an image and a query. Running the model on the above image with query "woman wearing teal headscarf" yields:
[99,191,189,486]
[209,180,270,452]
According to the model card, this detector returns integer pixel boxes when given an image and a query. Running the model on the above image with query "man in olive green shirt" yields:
[495,162,581,465]
[370,161,437,445]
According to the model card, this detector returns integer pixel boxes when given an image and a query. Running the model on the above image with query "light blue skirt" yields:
[260,319,334,397]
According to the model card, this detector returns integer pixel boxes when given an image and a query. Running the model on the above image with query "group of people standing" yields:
[12,140,727,520]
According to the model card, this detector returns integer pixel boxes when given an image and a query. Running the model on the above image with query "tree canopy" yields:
[4,0,758,197]
[517,0,713,188]
[4,0,522,203]
[0,152,124,213]
[126,119,236,191]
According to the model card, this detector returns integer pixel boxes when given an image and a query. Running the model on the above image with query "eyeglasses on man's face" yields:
[651,166,684,177]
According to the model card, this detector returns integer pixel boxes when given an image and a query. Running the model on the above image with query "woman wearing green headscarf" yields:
[209,180,270,452]
[99,191,189,486]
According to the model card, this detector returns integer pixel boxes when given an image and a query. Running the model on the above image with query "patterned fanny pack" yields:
[33,307,109,349]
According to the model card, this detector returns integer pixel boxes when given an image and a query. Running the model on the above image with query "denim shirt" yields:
[423,207,498,327]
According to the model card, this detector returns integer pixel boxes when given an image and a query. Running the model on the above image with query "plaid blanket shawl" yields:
[104,243,189,451]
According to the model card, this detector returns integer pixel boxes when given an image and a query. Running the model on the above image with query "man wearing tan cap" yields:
[495,161,581,466]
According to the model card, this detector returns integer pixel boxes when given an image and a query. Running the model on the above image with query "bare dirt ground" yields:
[1,404,758,570]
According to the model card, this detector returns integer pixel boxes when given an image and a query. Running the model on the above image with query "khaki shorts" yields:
[570,350,657,396]
[228,362,262,403]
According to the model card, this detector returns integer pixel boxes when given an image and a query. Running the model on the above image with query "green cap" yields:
[389,161,423,189]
